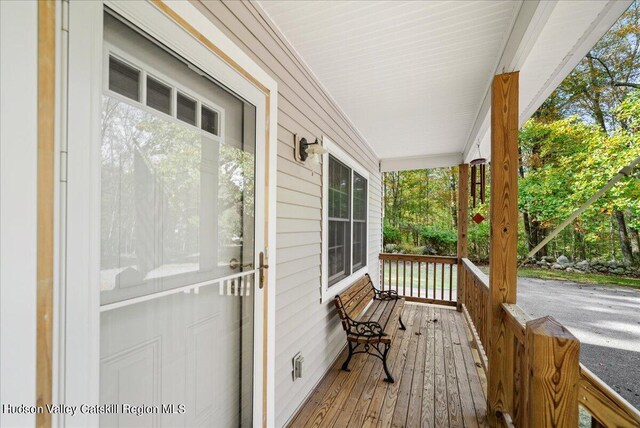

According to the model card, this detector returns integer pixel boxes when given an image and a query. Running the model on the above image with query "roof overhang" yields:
[463,0,632,166]
[258,0,632,171]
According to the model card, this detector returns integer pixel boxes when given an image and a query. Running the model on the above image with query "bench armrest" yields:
[373,288,400,301]
[348,319,385,338]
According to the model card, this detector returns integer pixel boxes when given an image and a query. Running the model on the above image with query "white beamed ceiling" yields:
[258,0,630,167]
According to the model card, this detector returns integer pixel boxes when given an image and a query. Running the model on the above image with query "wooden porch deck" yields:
[288,303,488,427]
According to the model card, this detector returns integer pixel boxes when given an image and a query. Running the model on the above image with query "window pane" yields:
[328,155,350,220]
[328,220,350,284]
[352,221,366,270]
[353,172,367,221]
[176,92,196,126]
[109,56,140,101]
[201,106,219,135]
[146,76,172,115]
[352,172,367,270]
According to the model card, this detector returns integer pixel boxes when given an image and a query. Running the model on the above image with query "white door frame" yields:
[61,1,277,426]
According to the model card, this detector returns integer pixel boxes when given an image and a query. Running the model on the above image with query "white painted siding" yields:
[192,2,383,425]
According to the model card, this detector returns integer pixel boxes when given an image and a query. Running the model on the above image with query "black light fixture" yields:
[295,135,327,165]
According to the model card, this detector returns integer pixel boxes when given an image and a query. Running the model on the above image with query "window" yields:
[146,76,171,114]
[201,105,219,135]
[108,56,140,101]
[176,92,196,126]
[327,152,368,287]
[106,53,222,134]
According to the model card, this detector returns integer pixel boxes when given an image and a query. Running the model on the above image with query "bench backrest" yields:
[334,274,375,331]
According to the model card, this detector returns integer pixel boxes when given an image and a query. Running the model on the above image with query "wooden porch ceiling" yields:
[287,303,487,427]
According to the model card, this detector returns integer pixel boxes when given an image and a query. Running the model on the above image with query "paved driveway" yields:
[516,277,640,410]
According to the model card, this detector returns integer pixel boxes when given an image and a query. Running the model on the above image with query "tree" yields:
[526,1,640,263]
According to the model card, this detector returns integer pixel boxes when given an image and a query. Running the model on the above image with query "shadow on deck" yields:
[288,303,488,427]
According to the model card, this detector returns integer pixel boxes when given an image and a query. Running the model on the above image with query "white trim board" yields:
[61,1,278,427]
[380,152,463,172]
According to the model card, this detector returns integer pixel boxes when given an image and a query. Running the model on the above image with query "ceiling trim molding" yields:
[462,0,557,162]
[380,152,463,172]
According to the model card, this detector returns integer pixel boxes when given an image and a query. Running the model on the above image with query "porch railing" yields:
[459,257,640,428]
[459,258,489,370]
[378,253,457,305]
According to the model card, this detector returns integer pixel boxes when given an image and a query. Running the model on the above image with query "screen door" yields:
[97,13,258,427]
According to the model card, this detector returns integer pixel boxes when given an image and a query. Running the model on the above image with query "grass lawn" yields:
[478,265,640,289]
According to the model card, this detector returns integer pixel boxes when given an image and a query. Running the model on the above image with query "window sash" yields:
[327,155,367,287]
[328,218,350,284]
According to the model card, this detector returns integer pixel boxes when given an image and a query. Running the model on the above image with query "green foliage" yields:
[419,226,457,256]
[518,93,640,256]
[468,204,490,261]
[397,243,422,254]
[383,220,402,245]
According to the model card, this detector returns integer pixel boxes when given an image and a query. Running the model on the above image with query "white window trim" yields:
[321,136,370,303]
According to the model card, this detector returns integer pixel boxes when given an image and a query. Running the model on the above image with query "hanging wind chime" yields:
[470,141,487,224]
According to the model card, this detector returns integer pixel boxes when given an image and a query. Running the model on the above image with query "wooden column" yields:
[525,316,580,427]
[487,71,519,424]
[456,163,469,312]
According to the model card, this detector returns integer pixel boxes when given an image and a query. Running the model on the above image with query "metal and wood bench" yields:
[334,273,406,383]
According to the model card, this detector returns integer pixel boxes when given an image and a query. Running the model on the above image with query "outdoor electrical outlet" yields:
[292,352,304,380]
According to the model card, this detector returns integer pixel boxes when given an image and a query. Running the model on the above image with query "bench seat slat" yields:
[346,299,405,344]
[341,278,375,321]
[376,297,400,332]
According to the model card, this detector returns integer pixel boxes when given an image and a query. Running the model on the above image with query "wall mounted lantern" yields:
[294,135,327,166]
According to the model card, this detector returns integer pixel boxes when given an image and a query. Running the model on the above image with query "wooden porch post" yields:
[456,163,469,312]
[488,71,519,424]
[525,316,580,427]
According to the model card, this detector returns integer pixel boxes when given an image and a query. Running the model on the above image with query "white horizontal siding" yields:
[192,2,382,426]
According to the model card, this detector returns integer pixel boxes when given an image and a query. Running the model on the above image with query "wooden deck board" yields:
[388,304,422,427]
[434,305,449,428]
[454,309,488,427]
[360,306,414,428]
[443,309,463,428]
[376,305,416,427]
[288,303,487,428]
[421,305,436,428]
[405,306,429,427]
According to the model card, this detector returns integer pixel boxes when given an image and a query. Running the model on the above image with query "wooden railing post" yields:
[488,71,519,425]
[525,316,580,427]
[457,163,469,312]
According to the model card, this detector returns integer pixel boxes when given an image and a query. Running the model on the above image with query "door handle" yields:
[229,258,253,270]
[258,252,269,289]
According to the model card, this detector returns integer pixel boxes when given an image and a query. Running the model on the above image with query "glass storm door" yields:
[97,13,258,427]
